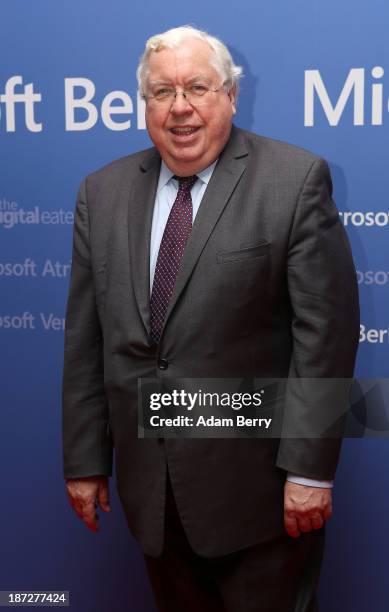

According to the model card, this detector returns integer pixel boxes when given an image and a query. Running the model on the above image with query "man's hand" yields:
[284,481,332,538]
[66,475,111,532]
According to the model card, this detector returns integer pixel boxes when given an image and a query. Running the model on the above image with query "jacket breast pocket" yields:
[216,241,270,264]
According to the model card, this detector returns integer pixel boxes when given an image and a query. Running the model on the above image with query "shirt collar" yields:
[157,159,218,192]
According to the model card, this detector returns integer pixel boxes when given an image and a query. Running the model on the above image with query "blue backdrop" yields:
[1,1,388,610]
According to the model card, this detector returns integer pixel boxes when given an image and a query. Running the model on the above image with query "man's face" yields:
[145,37,236,176]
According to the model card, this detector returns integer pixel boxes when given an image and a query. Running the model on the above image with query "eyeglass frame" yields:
[143,82,230,106]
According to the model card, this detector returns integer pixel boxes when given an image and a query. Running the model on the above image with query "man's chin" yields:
[168,148,206,168]
[170,140,203,156]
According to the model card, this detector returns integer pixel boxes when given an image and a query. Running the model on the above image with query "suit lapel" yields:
[128,148,161,336]
[161,126,249,336]
[128,127,249,340]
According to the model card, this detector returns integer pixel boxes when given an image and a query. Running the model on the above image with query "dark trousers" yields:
[144,475,324,612]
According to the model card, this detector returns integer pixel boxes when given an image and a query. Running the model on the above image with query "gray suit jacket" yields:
[62,126,359,557]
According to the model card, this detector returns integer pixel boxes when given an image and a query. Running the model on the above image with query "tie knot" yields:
[173,175,198,192]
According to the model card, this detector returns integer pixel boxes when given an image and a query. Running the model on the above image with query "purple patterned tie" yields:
[150,174,198,343]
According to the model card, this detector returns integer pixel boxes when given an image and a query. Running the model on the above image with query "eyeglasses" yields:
[145,83,226,106]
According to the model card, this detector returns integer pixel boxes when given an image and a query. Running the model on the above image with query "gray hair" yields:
[137,25,243,99]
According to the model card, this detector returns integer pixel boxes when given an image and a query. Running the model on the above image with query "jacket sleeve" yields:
[276,158,360,480]
[62,178,113,479]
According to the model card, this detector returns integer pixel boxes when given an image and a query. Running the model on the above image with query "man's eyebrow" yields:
[148,75,213,87]
[148,79,174,87]
[185,75,212,84]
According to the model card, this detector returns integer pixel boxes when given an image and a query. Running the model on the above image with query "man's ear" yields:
[228,84,237,114]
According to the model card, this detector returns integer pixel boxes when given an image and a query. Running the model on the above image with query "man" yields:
[63,26,359,611]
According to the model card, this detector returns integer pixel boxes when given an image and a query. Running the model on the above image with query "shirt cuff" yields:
[286,473,334,488]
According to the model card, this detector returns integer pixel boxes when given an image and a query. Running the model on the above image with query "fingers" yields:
[66,476,110,532]
[284,510,325,537]
[98,483,111,513]
[297,515,315,534]
[81,497,99,532]
[284,512,318,537]
[285,515,324,538]
[310,513,324,530]
[322,504,333,521]
[284,512,300,538]
[67,490,84,520]
[284,482,332,538]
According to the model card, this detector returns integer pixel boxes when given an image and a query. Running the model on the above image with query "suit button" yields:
[158,358,169,370]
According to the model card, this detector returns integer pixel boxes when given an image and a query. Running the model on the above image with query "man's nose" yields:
[170,91,193,114]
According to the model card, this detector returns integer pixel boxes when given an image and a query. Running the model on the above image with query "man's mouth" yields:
[170,127,200,136]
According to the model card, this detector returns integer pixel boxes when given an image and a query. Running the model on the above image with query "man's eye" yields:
[154,88,172,98]
[189,84,208,96]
